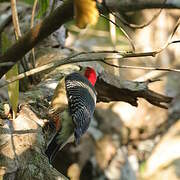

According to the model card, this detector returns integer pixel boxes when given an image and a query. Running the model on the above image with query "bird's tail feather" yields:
[45,132,61,163]
[45,132,74,163]
[45,111,75,163]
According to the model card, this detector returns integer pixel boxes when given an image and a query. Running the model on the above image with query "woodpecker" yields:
[45,67,97,162]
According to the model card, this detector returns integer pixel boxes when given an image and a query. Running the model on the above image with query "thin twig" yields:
[10,0,29,73]
[1,48,180,89]
[109,13,116,45]
[103,0,167,29]
[100,13,135,52]
[0,62,15,67]
[102,60,180,72]
[155,17,180,54]
[113,9,163,29]
[30,0,38,68]
[31,0,38,27]
[11,0,21,38]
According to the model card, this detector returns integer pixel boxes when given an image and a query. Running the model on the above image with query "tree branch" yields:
[0,0,73,78]
[96,71,172,109]
[103,0,180,12]
[1,46,180,90]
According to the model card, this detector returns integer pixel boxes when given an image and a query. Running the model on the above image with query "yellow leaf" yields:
[74,0,99,29]
[2,33,19,120]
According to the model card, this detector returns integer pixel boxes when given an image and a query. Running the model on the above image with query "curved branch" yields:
[103,0,180,12]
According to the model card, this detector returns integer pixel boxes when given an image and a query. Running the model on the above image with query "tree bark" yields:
[0,105,67,180]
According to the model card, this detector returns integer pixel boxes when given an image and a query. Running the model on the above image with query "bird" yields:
[45,67,97,162]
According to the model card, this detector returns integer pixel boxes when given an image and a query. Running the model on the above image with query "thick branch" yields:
[0,0,73,78]
[104,0,180,12]
[96,71,172,109]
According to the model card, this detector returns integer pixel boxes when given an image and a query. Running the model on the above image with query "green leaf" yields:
[139,161,146,174]
[37,0,49,18]
[2,33,19,119]
[6,64,19,119]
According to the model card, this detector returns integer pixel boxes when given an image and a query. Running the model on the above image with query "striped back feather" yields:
[65,72,96,143]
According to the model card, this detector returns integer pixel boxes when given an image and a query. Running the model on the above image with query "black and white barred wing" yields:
[65,72,96,142]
